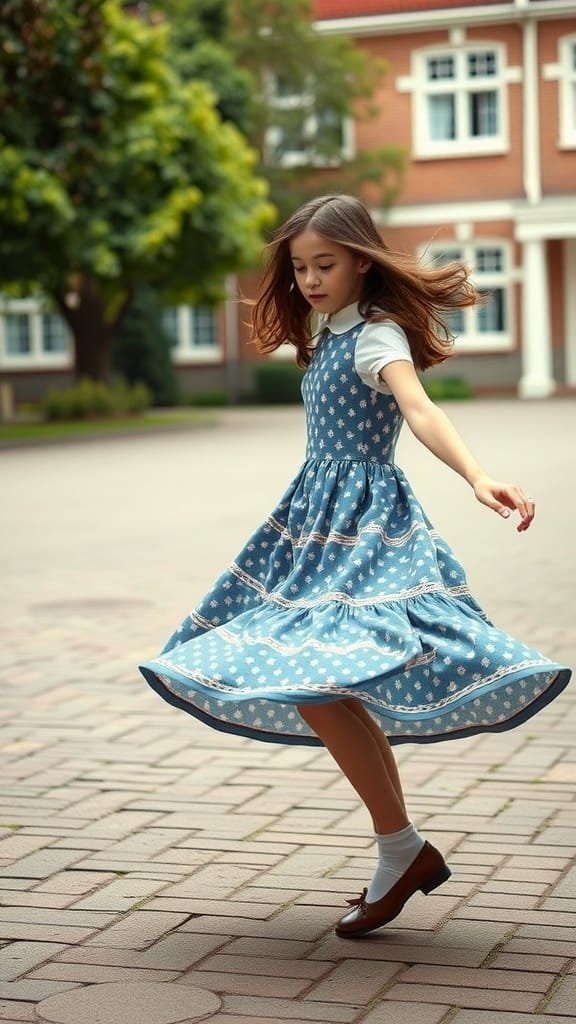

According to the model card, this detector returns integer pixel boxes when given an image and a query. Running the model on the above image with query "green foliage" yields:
[422,376,474,401]
[0,0,273,376]
[251,361,304,404]
[112,288,180,406]
[41,377,151,421]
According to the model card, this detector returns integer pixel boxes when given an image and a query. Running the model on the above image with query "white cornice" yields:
[375,197,576,239]
[315,2,576,37]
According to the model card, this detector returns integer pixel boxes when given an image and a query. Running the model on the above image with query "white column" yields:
[518,238,556,398]
[564,239,576,387]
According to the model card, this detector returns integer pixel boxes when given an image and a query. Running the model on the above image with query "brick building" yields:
[2,0,575,401]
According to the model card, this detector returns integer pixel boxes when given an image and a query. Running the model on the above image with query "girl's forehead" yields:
[289,229,344,258]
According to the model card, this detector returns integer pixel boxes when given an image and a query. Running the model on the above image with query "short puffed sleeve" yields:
[354,320,413,394]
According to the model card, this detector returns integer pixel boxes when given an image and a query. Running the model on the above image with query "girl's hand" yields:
[472,475,535,533]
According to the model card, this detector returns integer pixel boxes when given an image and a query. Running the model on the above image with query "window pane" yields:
[476,248,503,273]
[315,108,344,152]
[41,313,69,353]
[467,51,497,78]
[431,248,463,267]
[469,90,498,136]
[428,94,456,140]
[271,116,308,161]
[427,56,455,80]
[190,307,217,347]
[444,309,465,336]
[5,314,31,354]
[161,308,179,348]
[478,289,505,332]
[273,73,303,100]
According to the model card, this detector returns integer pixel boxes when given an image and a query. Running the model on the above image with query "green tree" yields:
[0,0,273,379]
[111,287,180,406]
[158,0,405,220]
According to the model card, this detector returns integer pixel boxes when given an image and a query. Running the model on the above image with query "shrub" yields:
[41,377,152,421]
[251,361,304,404]
[183,389,228,407]
[422,376,473,401]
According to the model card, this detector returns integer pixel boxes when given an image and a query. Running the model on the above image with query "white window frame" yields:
[162,305,222,365]
[559,35,576,149]
[411,44,509,159]
[421,241,514,353]
[264,71,354,168]
[0,298,72,370]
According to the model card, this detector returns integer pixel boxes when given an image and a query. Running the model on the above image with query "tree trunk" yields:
[52,277,131,381]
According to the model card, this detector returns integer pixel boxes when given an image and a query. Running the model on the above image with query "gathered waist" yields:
[303,454,401,471]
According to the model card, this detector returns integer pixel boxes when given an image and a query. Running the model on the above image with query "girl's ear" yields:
[359,259,372,275]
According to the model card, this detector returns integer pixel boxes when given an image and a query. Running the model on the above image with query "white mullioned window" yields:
[413,45,508,157]
[424,242,513,352]
[264,72,353,168]
[0,298,72,369]
[161,305,220,364]
[559,36,576,148]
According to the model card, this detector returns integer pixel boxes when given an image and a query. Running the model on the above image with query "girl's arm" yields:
[381,360,535,533]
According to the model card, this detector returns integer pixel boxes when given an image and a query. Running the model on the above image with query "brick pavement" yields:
[0,401,575,1024]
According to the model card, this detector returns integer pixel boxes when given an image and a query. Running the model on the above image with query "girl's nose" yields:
[306,268,320,287]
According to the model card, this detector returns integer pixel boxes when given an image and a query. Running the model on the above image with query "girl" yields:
[140,194,571,939]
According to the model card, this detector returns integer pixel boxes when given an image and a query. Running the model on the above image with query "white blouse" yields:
[325,303,413,395]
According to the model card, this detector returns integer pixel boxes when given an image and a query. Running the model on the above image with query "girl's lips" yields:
[309,295,327,300]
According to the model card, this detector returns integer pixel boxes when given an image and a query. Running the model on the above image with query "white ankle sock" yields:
[366,822,426,904]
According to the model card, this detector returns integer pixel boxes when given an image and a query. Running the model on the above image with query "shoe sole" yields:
[335,863,452,939]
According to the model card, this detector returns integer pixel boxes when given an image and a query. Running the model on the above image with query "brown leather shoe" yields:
[335,841,451,938]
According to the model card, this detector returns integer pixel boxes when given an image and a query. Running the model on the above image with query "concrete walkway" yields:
[1,401,574,1024]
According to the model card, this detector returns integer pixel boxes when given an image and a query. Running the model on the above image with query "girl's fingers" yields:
[477,483,535,530]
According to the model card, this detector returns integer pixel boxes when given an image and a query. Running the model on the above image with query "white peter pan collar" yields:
[324,302,366,335]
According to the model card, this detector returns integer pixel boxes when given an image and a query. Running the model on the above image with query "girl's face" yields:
[289,229,370,316]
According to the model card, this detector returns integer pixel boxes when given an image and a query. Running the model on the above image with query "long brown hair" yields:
[252,194,479,370]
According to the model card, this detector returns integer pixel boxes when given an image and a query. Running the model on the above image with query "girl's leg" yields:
[342,698,407,820]
[297,698,408,834]
[297,697,449,933]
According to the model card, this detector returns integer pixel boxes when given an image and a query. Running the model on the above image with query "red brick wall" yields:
[354,23,526,205]
[539,19,576,196]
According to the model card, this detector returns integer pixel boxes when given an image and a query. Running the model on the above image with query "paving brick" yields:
[69,876,168,911]
[180,970,310,997]
[451,1014,576,1024]
[222,995,359,1021]
[0,942,68,982]
[0,999,36,1020]
[543,977,576,1015]
[0,923,97,944]
[86,910,190,949]
[34,870,117,895]
[0,850,82,880]
[196,954,331,979]
[28,963,179,984]
[0,979,81,1002]
[490,952,570,973]
[400,964,552,992]
[222,938,315,959]
[304,959,403,1004]
[362,1003,450,1024]
[382,982,540,1012]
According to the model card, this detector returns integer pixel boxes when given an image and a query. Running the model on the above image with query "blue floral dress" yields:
[139,305,571,746]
